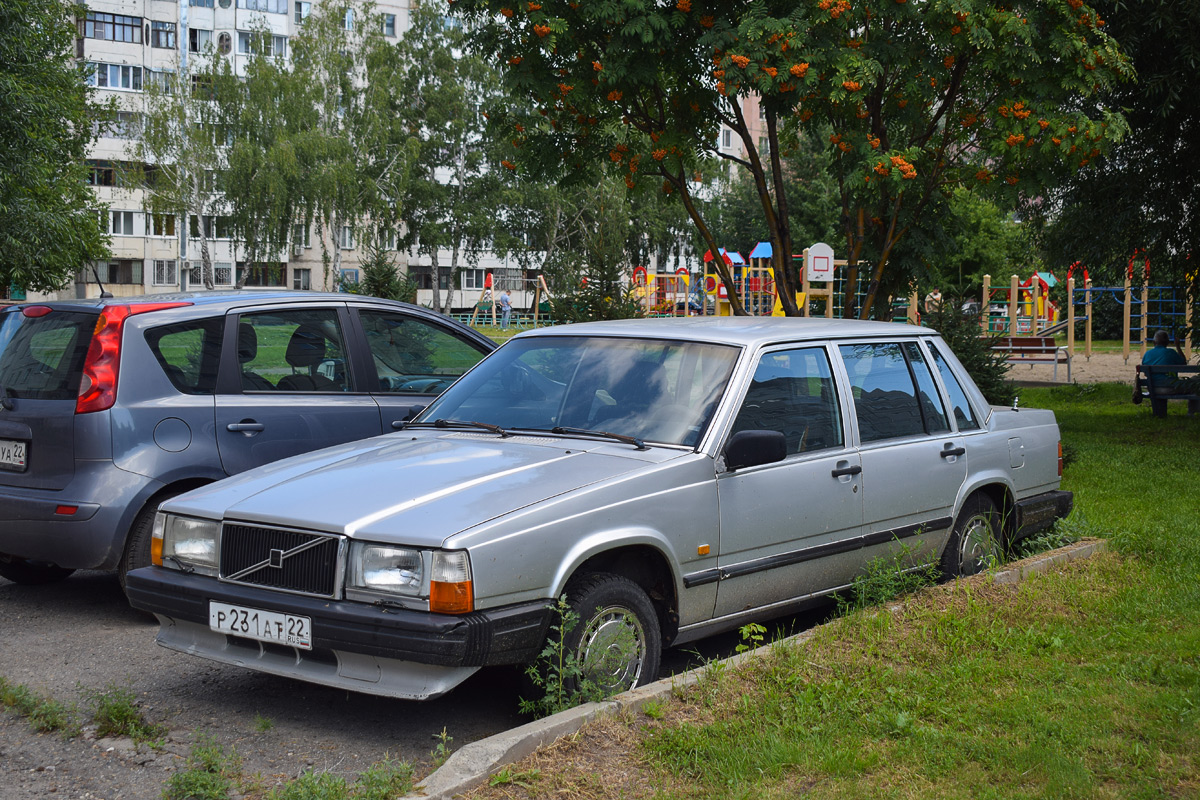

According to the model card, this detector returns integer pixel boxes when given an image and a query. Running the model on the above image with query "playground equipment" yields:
[633,265,693,316]
[981,273,1061,337]
[988,256,1196,363]
[702,248,778,316]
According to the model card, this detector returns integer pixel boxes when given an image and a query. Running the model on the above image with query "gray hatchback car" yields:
[0,291,493,588]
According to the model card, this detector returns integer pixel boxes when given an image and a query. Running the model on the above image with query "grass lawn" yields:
[469,382,1200,800]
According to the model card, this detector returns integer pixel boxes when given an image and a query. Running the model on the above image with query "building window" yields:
[93,260,143,285]
[86,63,144,91]
[110,210,136,236]
[379,227,397,250]
[189,28,212,53]
[338,226,354,250]
[293,268,311,290]
[720,129,731,148]
[81,12,143,43]
[152,260,179,286]
[150,214,176,237]
[292,222,310,250]
[237,0,287,12]
[189,215,233,239]
[236,263,287,287]
[382,13,396,36]
[343,8,354,30]
[190,0,215,7]
[151,21,176,48]
[462,269,486,291]
[294,1,310,23]
[188,261,234,286]
[87,162,116,186]
[237,31,287,57]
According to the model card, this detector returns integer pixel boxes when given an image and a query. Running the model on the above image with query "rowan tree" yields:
[456,0,1132,317]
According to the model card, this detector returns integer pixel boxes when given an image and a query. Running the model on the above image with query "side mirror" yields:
[724,430,787,471]
[402,404,427,422]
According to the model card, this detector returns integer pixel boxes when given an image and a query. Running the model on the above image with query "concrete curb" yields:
[403,538,1108,799]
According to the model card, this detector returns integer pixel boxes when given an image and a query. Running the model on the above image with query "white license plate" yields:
[209,602,311,649]
[0,439,26,472]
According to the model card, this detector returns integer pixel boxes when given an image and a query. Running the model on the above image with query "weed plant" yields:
[0,677,77,734]
[90,684,166,745]
[162,734,240,800]
[519,595,610,718]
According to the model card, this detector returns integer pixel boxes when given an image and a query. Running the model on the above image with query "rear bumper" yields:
[0,464,157,570]
[126,566,551,672]
[1013,489,1074,540]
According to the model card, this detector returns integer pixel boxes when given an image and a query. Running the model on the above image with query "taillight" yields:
[1058,441,1064,477]
[75,302,191,415]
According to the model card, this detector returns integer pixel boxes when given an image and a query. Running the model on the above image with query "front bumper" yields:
[125,567,552,699]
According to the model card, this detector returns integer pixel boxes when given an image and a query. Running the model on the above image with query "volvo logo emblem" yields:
[268,548,284,569]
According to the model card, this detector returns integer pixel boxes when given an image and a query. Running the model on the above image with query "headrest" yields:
[285,325,327,368]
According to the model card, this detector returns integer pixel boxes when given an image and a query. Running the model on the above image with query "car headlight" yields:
[347,544,473,613]
[153,513,219,576]
[350,544,424,594]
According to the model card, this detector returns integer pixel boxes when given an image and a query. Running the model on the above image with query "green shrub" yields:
[925,299,1016,405]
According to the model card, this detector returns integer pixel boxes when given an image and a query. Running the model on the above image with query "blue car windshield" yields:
[417,336,740,448]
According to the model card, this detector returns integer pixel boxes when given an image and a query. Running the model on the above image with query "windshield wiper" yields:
[550,426,648,451]
[407,418,512,438]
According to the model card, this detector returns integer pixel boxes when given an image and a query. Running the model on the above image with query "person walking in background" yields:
[499,288,512,329]
[923,287,943,315]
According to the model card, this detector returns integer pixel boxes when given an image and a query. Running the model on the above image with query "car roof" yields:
[513,316,937,348]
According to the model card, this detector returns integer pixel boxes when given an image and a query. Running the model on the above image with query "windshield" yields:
[417,336,740,448]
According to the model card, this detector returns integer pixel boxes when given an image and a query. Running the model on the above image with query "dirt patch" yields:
[1006,350,1139,385]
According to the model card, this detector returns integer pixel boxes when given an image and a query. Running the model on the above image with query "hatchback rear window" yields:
[0,308,95,400]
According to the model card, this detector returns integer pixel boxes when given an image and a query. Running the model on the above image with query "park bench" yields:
[991,335,1072,382]
[1134,363,1200,418]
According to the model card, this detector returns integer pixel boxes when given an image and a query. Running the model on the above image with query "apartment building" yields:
[53,0,526,310]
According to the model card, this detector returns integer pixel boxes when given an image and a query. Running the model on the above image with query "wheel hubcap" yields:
[958,514,998,574]
[577,605,646,694]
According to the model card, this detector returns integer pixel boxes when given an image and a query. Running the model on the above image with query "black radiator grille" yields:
[220,524,341,597]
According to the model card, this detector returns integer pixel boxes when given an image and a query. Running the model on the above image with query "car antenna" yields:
[91,267,114,299]
[1012,395,1020,411]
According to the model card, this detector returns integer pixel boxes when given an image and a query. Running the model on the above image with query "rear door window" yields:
[236,309,350,392]
[145,318,223,394]
[0,308,94,400]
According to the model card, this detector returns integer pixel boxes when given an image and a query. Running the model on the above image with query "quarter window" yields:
[927,341,981,431]
[731,347,844,454]
[145,317,223,394]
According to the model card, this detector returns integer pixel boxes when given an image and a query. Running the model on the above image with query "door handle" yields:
[227,421,265,433]
[940,446,966,458]
[831,464,862,478]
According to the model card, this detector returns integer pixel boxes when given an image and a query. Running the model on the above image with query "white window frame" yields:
[338,225,354,250]
[382,13,396,36]
[188,27,212,53]
[293,268,311,290]
[110,210,136,236]
[152,259,179,287]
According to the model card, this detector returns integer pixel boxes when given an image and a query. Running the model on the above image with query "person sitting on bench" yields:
[1134,330,1188,403]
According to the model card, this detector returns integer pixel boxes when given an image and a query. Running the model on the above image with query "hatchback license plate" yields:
[209,602,311,649]
[0,439,26,472]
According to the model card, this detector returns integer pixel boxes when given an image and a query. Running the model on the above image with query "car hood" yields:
[166,431,675,547]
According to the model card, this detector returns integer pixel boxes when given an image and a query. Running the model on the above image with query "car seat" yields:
[238,323,275,391]
[276,325,339,392]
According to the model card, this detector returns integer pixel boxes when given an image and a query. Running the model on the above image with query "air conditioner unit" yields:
[292,244,304,257]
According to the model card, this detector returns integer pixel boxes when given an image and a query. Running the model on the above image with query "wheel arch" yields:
[956,478,1017,546]
[557,541,680,646]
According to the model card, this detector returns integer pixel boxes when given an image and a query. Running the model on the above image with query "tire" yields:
[562,573,662,697]
[0,555,75,585]
[118,496,171,593]
[940,494,1002,578]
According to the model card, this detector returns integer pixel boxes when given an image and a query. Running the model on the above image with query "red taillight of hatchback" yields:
[75,303,191,414]
[1058,441,1064,477]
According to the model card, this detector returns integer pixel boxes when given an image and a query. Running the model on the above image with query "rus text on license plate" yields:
[209,602,312,649]
[0,439,27,471]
